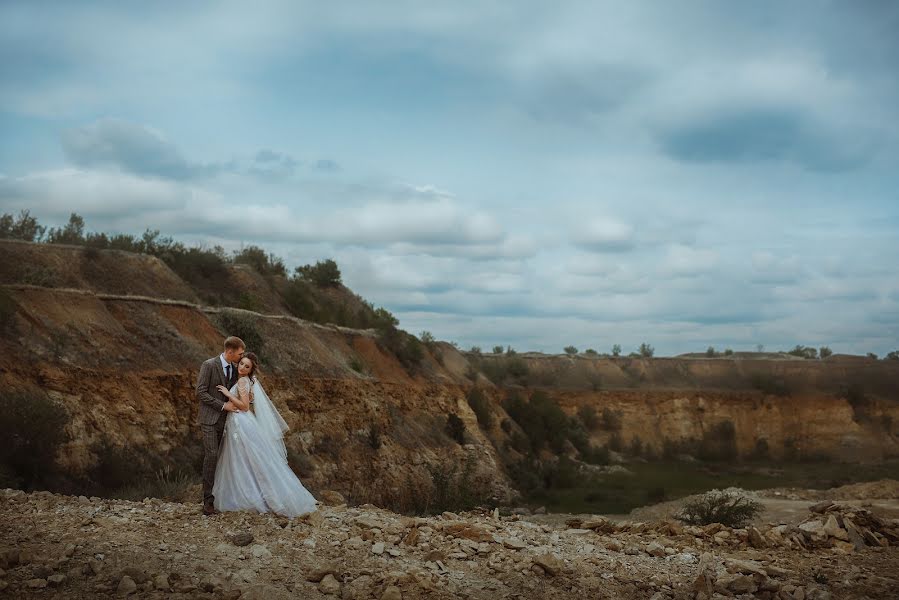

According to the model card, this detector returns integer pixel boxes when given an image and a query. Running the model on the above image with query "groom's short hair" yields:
[224,336,246,351]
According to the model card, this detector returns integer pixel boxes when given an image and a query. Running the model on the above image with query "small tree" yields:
[756,344,765,353]
[723,348,733,356]
[886,351,899,360]
[867,352,878,360]
[584,348,598,356]
[420,331,435,345]
[492,345,504,354]
[0,209,46,242]
[819,346,833,359]
[611,344,621,357]
[639,343,654,358]
[469,346,482,355]
[296,259,342,286]
[46,213,85,245]
[563,345,578,356]
[706,346,716,357]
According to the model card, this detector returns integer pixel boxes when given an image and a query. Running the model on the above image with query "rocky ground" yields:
[2,485,898,600]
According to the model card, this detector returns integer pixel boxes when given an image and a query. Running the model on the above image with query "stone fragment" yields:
[581,517,615,533]
[250,544,272,559]
[402,528,419,546]
[48,573,66,586]
[382,585,402,600]
[822,515,848,541]
[371,542,385,555]
[231,532,254,547]
[117,575,137,596]
[716,573,757,594]
[533,553,563,576]
[32,564,52,579]
[355,516,384,530]
[503,538,527,550]
[26,578,48,589]
[645,542,666,557]
[443,524,494,543]
[307,564,340,583]
[319,490,346,505]
[153,574,170,591]
[809,501,834,514]
[121,566,149,584]
[319,573,341,595]
[748,526,767,548]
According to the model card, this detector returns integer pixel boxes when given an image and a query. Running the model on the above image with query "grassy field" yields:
[523,460,899,515]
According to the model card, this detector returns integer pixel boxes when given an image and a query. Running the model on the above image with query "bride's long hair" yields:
[242,352,260,382]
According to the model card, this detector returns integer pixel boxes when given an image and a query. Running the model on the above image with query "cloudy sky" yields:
[2,1,898,356]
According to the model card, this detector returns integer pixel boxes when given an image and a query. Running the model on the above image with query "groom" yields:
[196,336,245,515]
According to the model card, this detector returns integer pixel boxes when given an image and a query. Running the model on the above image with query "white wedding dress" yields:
[212,377,317,517]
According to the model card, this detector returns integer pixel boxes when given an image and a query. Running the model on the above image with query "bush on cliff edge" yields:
[0,390,70,490]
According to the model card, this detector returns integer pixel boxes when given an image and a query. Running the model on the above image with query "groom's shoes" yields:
[202,502,218,516]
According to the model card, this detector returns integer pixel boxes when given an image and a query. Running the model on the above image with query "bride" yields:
[212,352,317,517]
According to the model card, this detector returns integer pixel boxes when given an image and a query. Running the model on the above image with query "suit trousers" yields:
[201,416,227,504]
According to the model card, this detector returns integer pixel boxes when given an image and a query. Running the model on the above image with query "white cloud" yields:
[572,218,635,252]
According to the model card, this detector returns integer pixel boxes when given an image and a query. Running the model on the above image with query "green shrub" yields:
[629,436,644,456]
[563,346,578,355]
[295,259,342,286]
[161,245,230,286]
[819,346,832,359]
[749,373,791,396]
[577,405,599,430]
[0,209,46,241]
[0,390,70,489]
[706,346,717,357]
[601,407,623,431]
[233,245,286,277]
[611,344,621,357]
[215,310,265,357]
[88,436,149,491]
[749,438,770,460]
[502,391,570,453]
[492,345,504,354]
[676,491,763,527]
[639,343,655,358]
[348,356,366,373]
[114,465,198,502]
[467,388,494,429]
[423,454,492,514]
[786,345,818,359]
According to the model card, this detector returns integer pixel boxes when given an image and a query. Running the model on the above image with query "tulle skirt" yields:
[212,411,317,517]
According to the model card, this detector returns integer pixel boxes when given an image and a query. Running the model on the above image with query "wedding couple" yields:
[196,336,317,517]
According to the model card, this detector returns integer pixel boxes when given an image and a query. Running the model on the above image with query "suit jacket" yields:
[196,356,237,426]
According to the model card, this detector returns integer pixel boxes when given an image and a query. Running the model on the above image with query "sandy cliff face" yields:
[3,241,898,507]
[2,285,507,506]
[551,391,899,462]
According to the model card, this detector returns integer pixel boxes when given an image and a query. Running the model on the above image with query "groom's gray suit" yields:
[196,356,238,506]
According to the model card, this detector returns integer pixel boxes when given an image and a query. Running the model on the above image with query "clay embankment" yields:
[2,239,898,507]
